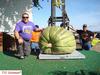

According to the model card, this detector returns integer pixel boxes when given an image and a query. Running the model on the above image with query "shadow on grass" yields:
[49,71,72,75]
[49,70,100,75]
[3,50,17,58]
[76,48,83,51]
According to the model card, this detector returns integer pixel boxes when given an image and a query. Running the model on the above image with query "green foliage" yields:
[32,0,46,9]
[32,0,40,7]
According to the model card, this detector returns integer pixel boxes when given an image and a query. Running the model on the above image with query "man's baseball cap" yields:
[83,24,87,27]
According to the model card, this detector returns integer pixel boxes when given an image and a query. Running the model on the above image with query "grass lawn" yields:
[0,50,100,75]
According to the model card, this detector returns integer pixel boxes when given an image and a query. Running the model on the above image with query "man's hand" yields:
[18,38,23,44]
[14,31,23,44]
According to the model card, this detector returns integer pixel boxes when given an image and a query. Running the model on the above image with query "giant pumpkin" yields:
[39,26,76,54]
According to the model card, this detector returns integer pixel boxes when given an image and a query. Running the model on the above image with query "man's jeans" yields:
[80,39,92,50]
[16,40,31,56]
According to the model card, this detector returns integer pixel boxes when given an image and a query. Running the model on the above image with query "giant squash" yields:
[39,26,76,54]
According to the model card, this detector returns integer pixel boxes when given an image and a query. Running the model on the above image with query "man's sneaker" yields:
[15,54,21,57]
[20,56,25,59]
[24,55,29,57]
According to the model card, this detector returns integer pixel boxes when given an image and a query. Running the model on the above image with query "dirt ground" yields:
[91,43,100,52]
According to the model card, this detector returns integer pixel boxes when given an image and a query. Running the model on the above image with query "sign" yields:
[0,70,22,75]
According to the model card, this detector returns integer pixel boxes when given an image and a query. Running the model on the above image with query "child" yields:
[30,25,42,55]
[91,32,100,46]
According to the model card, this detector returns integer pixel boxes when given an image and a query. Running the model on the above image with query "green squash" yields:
[39,26,76,54]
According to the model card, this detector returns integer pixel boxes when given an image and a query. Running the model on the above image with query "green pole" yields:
[51,0,56,26]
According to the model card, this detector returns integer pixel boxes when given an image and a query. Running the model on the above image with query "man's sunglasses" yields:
[22,17,29,18]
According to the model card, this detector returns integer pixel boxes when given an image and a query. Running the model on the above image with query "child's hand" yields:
[47,43,52,48]
[44,43,52,47]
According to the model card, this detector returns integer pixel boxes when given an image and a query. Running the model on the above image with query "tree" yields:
[0,0,32,32]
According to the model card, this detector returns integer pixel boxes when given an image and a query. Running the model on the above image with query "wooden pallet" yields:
[39,50,85,59]
[0,32,16,51]
[0,32,3,51]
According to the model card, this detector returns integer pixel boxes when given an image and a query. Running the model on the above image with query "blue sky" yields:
[32,0,100,31]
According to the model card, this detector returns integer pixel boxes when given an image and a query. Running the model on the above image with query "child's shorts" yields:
[31,42,39,49]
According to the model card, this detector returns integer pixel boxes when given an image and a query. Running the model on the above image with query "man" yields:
[14,12,41,59]
[77,24,94,50]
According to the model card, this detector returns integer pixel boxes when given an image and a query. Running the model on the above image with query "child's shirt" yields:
[91,38,100,46]
[30,31,41,42]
